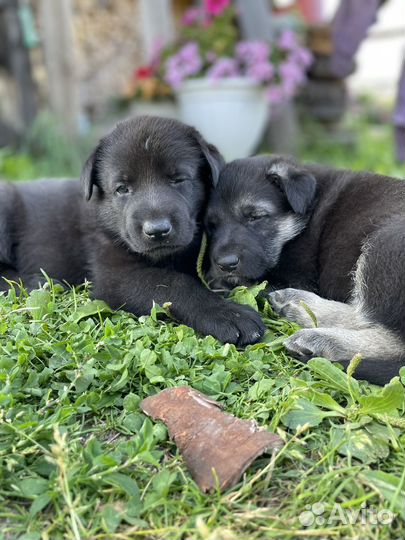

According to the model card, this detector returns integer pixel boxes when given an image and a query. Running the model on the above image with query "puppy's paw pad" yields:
[200,302,265,346]
[284,329,326,361]
[269,289,316,327]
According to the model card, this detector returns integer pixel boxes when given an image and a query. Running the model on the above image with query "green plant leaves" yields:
[229,282,267,311]
[17,477,49,497]
[1,280,404,538]
[282,397,343,429]
[73,299,112,322]
[26,289,54,319]
[281,360,405,463]
[360,470,405,519]
[358,378,405,416]
[330,424,391,464]
[307,358,361,399]
[103,473,141,499]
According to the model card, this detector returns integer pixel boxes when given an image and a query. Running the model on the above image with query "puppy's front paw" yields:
[284,329,317,361]
[199,301,265,346]
[268,288,318,328]
[284,328,342,362]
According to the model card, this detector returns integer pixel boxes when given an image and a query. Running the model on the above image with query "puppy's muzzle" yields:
[142,219,172,240]
[215,254,240,272]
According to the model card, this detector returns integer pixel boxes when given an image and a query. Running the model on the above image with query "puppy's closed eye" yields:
[169,176,190,185]
[246,213,267,222]
[115,185,130,195]
[241,204,273,223]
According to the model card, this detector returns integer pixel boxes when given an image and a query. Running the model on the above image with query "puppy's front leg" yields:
[269,288,359,328]
[91,257,265,346]
[284,326,405,384]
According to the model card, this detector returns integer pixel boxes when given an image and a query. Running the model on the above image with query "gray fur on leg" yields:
[284,325,405,384]
[269,288,363,328]
[284,325,405,364]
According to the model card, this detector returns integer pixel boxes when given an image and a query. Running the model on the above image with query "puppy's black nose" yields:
[216,254,240,272]
[143,219,172,239]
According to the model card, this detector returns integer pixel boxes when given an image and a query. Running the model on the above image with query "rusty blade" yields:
[140,386,284,492]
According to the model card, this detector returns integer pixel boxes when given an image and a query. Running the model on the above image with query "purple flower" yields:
[207,58,239,80]
[278,29,298,51]
[290,47,313,68]
[266,85,286,105]
[149,39,164,70]
[206,51,217,63]
[282,79,297,99]
[279,60,306,85]
[246,61,274,83]
[236,41,270,65]
[179,42,203,71]
[165,57,185,89]
[164,42,203,89]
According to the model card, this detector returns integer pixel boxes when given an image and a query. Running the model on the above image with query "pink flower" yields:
[181,7,203,26]
[135,66,154,79]
[207,58,239,79]
[204,0,230,16]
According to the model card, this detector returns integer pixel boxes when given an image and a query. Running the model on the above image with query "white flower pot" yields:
[177,77,269,161]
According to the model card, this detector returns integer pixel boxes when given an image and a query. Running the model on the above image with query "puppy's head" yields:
[81,116,223,259]
[205,155,316,289]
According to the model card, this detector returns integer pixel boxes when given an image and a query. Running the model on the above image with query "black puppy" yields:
[0,116,264,345]
[206,155,405,383]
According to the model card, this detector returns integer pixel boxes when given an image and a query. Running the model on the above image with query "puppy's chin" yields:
[142,243,187,261]
[207,273,256,293]
[123,230,195,260]
[125,239,188,260]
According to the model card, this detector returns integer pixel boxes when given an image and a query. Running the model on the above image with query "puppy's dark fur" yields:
[206,155,405,383]
[0,116,265,345]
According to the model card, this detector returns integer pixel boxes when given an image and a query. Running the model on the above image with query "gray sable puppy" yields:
[205,155,405,384]
[0,116,265,345]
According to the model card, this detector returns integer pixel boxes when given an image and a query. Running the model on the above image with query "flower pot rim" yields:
[178,77,263,91]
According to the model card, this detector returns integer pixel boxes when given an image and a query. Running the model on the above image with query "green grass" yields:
[0,281,404,540]
[1,114,404,539]
[297,120,404,178]
[1,110,403,182]
[0,112,93,181]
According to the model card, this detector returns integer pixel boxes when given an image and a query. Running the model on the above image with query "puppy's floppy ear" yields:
[201,142,225,187]
[80,146,100,201]
[271,170,316,215]
[192,129,225,187]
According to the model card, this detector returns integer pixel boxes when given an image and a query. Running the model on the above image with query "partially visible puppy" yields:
[205,155,405,383]
[0,116,265,345]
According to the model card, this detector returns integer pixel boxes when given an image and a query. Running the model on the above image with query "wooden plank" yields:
[138,0,175,62]
[40,0,79,135]
[2,0,37,128]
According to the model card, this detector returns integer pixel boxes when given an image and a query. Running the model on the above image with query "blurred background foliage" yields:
[1,0,403,181]
[1,103,400,181]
